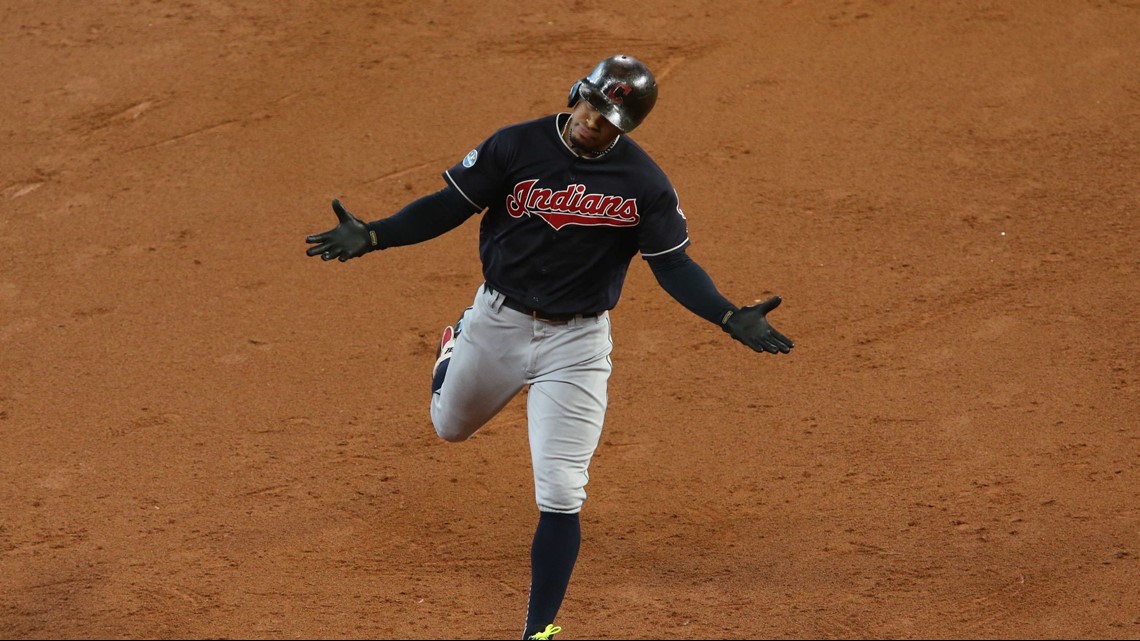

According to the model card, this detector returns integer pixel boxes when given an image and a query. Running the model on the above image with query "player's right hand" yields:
[305,199,377,262]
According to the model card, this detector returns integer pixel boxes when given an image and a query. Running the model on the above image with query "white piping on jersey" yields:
[641,237,690,258]
[557,113,620,161]
[444,170,482,210]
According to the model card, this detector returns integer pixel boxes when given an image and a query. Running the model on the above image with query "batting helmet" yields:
[567,54,658,133]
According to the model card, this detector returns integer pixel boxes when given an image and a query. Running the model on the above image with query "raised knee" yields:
[432,416,472,443]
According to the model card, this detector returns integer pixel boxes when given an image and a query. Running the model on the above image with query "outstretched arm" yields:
[305,184,479,262]
[645,248,736,324]
[646,249,794,354]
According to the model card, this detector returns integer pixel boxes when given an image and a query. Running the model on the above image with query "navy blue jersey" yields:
[443,113,690,315]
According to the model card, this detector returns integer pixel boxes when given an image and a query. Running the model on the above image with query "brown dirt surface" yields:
[2,1,1138,639]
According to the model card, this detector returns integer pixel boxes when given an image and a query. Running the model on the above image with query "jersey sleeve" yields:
[442,129,512,211]
[639,187,691,258]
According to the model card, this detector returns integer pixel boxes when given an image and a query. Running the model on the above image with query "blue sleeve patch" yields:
[462,149,478,168]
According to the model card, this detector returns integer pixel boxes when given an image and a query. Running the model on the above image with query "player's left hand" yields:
[305,199,377,262]
[721,296,794,354]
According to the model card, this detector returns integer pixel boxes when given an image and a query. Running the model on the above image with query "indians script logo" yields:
[505,179,639,230]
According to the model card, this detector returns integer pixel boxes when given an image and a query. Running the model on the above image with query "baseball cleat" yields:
[526,624,562,640]
[431,310,469,394]
[432,325,456,381]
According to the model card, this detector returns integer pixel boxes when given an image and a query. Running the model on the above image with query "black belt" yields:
[485,284,599,322]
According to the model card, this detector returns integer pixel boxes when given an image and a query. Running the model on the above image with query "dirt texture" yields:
[2,1,1138,639]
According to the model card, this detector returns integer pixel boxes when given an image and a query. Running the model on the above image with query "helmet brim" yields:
[578,83,638,133]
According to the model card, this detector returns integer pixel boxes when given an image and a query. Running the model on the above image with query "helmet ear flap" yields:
[567,80,583,108]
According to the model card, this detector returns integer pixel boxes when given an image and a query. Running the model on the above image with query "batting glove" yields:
[721,296,794,354]
[305,199,378,262]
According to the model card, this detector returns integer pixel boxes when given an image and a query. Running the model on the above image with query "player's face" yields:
[566,101,622,153]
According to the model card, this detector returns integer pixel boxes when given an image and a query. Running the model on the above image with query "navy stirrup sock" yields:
[523,511,581,639]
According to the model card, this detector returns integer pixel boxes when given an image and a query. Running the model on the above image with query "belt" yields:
[485,284,599,322]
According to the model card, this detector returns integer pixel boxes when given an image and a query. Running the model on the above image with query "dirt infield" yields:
[2,1,1137,639]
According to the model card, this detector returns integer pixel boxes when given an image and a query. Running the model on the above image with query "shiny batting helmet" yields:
[567,54,658,133]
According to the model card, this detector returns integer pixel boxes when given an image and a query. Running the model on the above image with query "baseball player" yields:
[305,54,793,640]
